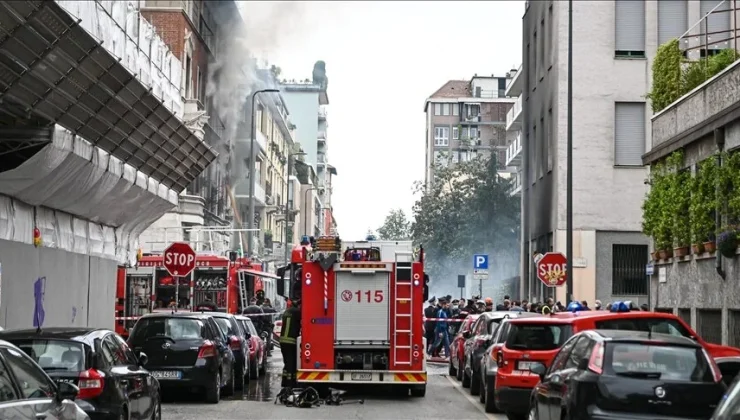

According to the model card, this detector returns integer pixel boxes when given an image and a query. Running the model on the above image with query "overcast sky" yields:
[241,1,524,239]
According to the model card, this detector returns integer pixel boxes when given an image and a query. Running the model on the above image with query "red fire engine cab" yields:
[279,236,430,397]
[115,251,281,337]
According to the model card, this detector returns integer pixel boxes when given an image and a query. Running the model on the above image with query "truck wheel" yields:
[410,385,426,397]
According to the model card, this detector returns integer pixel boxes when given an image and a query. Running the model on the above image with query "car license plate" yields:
[517,361,534,371]
[151,371,182,380]
[350,373,371,381]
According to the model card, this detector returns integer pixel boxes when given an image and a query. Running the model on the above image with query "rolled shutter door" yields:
[658,1,688,45]
[615,1,646,52]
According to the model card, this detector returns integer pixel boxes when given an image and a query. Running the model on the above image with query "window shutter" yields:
[615,103,645,166]
[700,0,731,48]
[658,1,688,45]
[615,1,646,51]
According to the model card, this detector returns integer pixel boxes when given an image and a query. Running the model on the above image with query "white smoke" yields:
[205,1,308,158]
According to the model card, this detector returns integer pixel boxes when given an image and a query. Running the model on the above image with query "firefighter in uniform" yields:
[280,298,301,388]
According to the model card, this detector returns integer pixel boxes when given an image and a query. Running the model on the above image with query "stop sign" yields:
[536,252,568,287]
[163,242,197,277]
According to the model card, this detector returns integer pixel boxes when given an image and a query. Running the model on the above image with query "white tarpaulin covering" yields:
[0,126,177,264]
[56,0,184,119]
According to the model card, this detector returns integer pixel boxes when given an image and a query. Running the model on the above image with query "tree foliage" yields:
[377,209,411,241]
[411,156,520,283]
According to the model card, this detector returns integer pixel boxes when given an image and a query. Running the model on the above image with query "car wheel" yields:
[462,364,471,388]
[449,358,457,376]
[484,376,499,413]
[223,366,235,397]
[506,412,526,420]
[205,371,221,404]
[456,357,463,381]
[119,405,128,420]
[479,374,485,403]
[259,351,267,375]
[249,356,259,379]
[151,399,161,420]
[527,405,538,420]
[470,369,480,396]
[235,362,245,390]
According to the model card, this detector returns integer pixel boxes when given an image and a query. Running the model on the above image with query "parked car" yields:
[0,327,160,420]
[201,312,249,388]
[0,338,89,419]
[127,312,236,404]
[235,316,267,379]
[711,373,740,419]
[462,311,540,396]
[528,330,726,420]
[449,314,479,381]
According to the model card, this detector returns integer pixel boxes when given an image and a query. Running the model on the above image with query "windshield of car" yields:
[12,340,87,372]
[214,318,237,336]
[505,323,572,351]
[606,343,712,382]
[594,317,692,338]
[130,317,205,344]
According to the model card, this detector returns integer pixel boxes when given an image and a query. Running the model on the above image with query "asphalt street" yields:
[161,352,507,420]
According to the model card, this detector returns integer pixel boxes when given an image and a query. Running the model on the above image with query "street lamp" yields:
[247,88,279,258]
[283,151,306,266]
[566,0,574,303]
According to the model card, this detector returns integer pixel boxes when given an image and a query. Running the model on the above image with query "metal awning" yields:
[0,1,217,192]
[239,268,281,280]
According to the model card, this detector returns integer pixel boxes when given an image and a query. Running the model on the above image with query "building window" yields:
[452,126,459,140]
[540,117,546,178]
[658,0,688,46]
[529,125,537,183]
[185,55,192,98]
[434,103,442,116]
[548,4,554,68]
[256,107,263,133]
[615,0,646,57]
[468,126,478,139]
[465,104,480,118]
[611,244,648,295]
[452,103,459,116]
[434,127,449,146]
[533,31,538,78]
[696,309,722,344]
[538,18,545,78]
[614,102,646,166]
[442,104,451,116]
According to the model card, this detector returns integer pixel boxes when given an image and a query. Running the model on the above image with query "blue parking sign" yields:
[473,254,489,270]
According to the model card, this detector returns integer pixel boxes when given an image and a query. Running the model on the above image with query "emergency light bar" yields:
[610,301,635,312]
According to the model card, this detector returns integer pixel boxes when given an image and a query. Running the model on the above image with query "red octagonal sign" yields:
[537,252,568,287]
[163,242,197,277]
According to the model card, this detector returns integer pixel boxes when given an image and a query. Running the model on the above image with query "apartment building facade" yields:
[281,62,338,236]
[505,67,524,197]
[423,76,515,188]
[515,0,700,305]
[138,0,236,252]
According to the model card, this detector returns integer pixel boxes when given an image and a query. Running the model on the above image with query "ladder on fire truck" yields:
[393,251,415,366]
[238,271,249,311]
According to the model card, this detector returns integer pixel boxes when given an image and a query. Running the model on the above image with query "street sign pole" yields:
[479,278,483,297]
[174,276,179,312]
[473,254,489,297]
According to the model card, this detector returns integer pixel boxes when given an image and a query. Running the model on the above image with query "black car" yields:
[528,329,726,420]
[201,312,249,387]
[127,312,236,404]
[711,372,740,419]
[0,338,88,419]
[0,327,159,420]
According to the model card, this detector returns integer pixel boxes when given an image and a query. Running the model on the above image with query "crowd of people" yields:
[423,294,651,358]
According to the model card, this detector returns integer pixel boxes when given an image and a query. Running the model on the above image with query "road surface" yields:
[161,352,508,419]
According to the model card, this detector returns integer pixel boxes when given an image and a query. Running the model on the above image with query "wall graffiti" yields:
[33,277,46,328]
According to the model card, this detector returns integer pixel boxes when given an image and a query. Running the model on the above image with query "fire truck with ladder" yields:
[114,229,282,337]
[278,236,430,397]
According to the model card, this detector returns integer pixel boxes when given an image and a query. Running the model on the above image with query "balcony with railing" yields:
[318,130,327,143]
[510,171,522,197]
[506,96,523,131]
[505,133,522,166]
[505,64,523,97]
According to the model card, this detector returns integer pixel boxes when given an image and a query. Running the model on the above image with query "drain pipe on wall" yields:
[715,127,726,280]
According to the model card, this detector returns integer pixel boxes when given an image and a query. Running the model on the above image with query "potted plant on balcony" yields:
[690,158,719,254]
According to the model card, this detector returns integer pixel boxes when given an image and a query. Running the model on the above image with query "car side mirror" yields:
[530,362,546,379]
[137,351,148,366]
[577,357,589,371]
[56,381,79,402]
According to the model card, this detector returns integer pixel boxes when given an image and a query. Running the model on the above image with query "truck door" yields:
[335,271,390,342]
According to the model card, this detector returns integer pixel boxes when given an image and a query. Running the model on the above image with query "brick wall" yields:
[141,10,186,58]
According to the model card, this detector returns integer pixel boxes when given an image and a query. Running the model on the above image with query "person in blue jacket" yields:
[432,299,451,358]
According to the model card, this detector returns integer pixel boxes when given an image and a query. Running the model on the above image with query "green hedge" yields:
[646,40,738,114]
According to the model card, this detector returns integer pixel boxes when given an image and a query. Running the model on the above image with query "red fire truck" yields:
[114,251,281,337]
[280,236,430,397]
